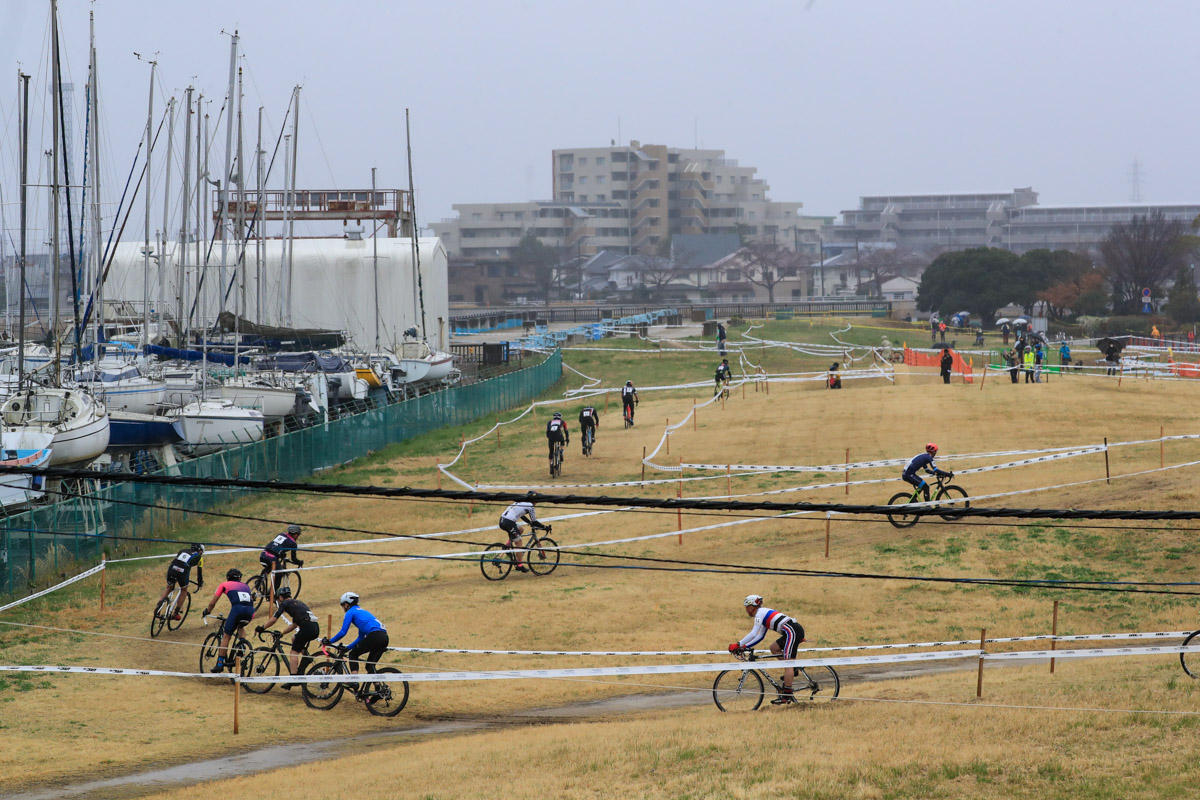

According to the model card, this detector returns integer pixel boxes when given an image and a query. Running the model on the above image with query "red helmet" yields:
[925,443,939,455]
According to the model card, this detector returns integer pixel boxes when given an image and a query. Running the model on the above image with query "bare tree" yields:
[739,244,809,303]
[1100,211,1195,313]
[856,247,930,296]
[629,255,690,299]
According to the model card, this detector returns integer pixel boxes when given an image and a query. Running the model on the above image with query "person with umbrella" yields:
[1000,319,1010,345]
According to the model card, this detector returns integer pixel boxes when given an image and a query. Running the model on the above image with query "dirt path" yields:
[2,657,993,800]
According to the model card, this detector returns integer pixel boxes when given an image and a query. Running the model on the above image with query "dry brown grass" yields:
[3,326,1200,796]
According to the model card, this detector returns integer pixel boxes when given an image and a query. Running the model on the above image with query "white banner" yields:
[0,562,105,614]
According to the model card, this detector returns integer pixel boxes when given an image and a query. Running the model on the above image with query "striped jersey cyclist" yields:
[728,594,806,704]
[901,443,953,501]
[201,568,256,673]
[498,501,550,573]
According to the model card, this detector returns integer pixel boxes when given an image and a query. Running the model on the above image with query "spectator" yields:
[931,318,939,344]
[1059,341,1072,370]
[1152,324,1161,342]
[1004,349,1019,384]
[940,348,954,384]
[1023,347,1035,383]
[1034,344,1045,382]
[1001,322,1010,345]
[828,362,842,389]
[716,322,727,356]
[974,326,984,346]
[939,321,947,343]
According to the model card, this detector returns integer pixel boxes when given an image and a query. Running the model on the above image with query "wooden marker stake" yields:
[693,402,697,431]
[641,446,647,482]
[666,420,670,455]
[677,457,684,542]
[496,414,501,443]
[233,656,241,734]
[1050,600,1059,674]
[979,365,987,391]
[1103,437,1110,484]
[824,513,831,558]
[976,628,987,698]
[327,614,333,639]
[436,468,442,490]
[100,554,107,611]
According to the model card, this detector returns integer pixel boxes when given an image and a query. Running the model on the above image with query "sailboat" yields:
[2,11,109,468]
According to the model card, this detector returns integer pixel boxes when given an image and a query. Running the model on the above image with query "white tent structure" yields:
[102,237,450,352]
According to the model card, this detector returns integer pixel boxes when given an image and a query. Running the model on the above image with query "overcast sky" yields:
[1,0,1197,244]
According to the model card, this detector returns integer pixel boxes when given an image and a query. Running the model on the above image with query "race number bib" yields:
[235,590,252,604]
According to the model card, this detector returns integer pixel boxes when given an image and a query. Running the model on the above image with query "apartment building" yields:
[826,187,1200,256]
[430,142,816,260]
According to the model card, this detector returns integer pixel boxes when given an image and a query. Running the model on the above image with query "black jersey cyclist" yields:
[202,568,256,673]
[260,524,304,591]
[546,411,569,463]
[578,406,599,451]
[621,381,639,423]
[256,585,321,687]
[714,359,732,394]
[158,543,204,619]
[728,594,806,704]
[901,443,953,501]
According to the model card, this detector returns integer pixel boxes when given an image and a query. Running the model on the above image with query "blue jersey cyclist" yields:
[324,591,390,682]
[901,443,952,501]
[202,568,256,673]
[728,594,806,704]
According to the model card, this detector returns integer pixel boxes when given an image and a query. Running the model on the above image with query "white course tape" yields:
[986,645,1200,662]
[0,562,105,614]
[0,665,234,680]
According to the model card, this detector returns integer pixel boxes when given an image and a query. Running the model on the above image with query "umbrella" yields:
[1096,337,1125,358]
[995,317,1011,325]
[1014,317,1029,324]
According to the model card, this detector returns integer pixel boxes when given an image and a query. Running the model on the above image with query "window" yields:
[596,156,605,166]
[578,195,588,202]
[596,194,606,202]
[612,190,628,199]
[752,194,760,201]
[596,175,606,184]
[471,213,482,222]
[726,270,740,281]
[578,157,588,166]
[487,264,502,277]
[514,211,524,220]
[579,176,588,185]
[497,212,504,220]
[716,175,723,184]
[611,151,627,162]
[612,171,628,181]
[506,264,520,277]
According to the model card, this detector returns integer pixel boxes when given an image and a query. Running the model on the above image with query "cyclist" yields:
[546,411,570,469]
[728,594,805,705]
[901,443,953,502]
[158,543,204,620]
[498,500,550,573]
[260,524,305,594]
[621,380,638,424]
[578,405,599,453]
[201,568,256,673]
[714,359,732,395]
[256,585,320,689]
[323,591,389,691]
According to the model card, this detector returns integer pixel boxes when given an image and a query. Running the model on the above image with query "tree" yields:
[1165,266,1200,325]
[739,244,809,304]
[857,247,930,297]
[510,232,559,305]
[916,247,1022,325]
[628,255,690,300]
[1024,249,1097,319]
[1099,211,1194,314]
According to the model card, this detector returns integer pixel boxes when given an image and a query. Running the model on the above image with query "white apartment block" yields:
[430,141,817,260]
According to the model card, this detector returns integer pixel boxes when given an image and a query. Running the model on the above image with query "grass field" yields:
[3,318,1200,798]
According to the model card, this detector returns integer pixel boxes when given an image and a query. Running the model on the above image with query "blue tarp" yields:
[144,344,250,366]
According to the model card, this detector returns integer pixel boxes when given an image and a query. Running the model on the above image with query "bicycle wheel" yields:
[935,485,970,521]
[302,661,346,710]
[527,536,560,576]
[199,631,223,673]
[363,667,409,717]
[166,592,191,631]
[229,636,254,682]
[480,543,513,581]
[886,492,920,528]
[288,569,302,600]
[242,647,282,694]
[796,665,840,701]
[151,597,169,638]
[1181,630,1200,679]
[712,669,764,712]
[250,574,269,612]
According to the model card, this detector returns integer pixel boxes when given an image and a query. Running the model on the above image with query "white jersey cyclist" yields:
[737,606,803,652]
[500,502,537,527]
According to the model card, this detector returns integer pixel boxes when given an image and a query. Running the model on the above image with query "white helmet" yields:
[340,591,359,606]
[743,594,763,607]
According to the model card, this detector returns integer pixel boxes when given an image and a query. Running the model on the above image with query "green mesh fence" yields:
[0,350,563,597]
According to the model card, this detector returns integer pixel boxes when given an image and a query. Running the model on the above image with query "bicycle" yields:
[582,426,595,457]
[249,558,303,612]
[199,614,254,681]
[301,642,408,717]
[1180,630,1200,679]
[242,627,308,694]
[623,401,636,428]
[480,524,559,581]
[549,440,564,478]
[712,649,840,712]
[151,578,199,637]
[885,473,970,529]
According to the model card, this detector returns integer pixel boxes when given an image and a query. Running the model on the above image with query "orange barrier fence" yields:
[904,347,974,383]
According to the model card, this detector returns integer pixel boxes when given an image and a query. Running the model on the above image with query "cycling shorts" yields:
[166,563,190,586]
[259,553,278,569]
[224,604,255,636]
[499,517,520,537]
[292,620,321,652]
[901,471,925,489]
[775,620,804,660]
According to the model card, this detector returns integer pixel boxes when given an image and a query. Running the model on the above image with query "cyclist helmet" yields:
[287,524,301,537]
[743,594,764,607]
[925,443,939,456]
[226,568,242,581]
[626,380,633,386]
[275,585,292,600]
[189,542,204,553]
[553,412,562,419]
[340,591,359,606]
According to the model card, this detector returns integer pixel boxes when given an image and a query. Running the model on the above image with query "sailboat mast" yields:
[160,96,176,344]
[18,71,29,389]
[89,12,103,359]
[279,132,289,326]
[51,0,62,381]
[286,87,299,327]
[141,58,156,350]
[236,66,246,323]
[217,31,238,317]
[372,166,379,352]
[255,106,264,324]
[405,108,427,340]
[178,86,193,341]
